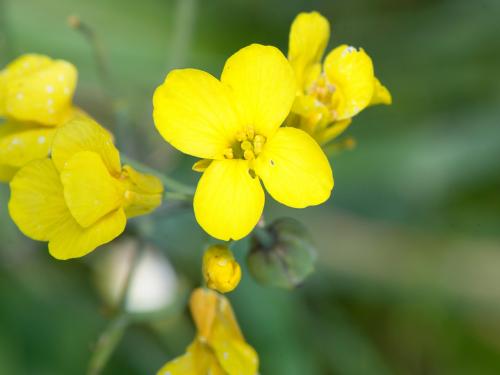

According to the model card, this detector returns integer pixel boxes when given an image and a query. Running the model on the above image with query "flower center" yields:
[224,127,266,161]
[308,73,335,106]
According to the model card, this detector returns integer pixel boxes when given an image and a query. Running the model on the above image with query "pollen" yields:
[225,127,267,161]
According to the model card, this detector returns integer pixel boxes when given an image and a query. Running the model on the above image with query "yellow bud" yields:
[202,245,241,293]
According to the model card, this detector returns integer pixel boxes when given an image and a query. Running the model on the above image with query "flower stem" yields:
[167,0,198,69]
[68,15,112,93]
[87,314,129,375]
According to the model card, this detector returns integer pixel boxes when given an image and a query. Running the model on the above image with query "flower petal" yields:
[370,77,392,106]
[0,164,17,182]
[288,11,330,90]
[193,159,264,241]
[9,158,68,241]
[48,208,126,260]
[324,45,375,120]
[153,69,240,159]
[61,151,124,228]
[189,288,258,375]
[8,158,126,259]
[4,58,77,126]
[221,44,296,138]
[52,115,121,175]
[317,118,352,145]
[121,165,164,219]
[255,127,333,208]
[0,54,53,116]
[0,121,56,167]
[156,338,225,375]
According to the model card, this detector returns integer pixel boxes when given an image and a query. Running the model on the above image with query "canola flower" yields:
[0,54,79,181]
[286,11,392,145]
[153,44,333,241]
[8,115,163,260]
[157,288,258,375]
[203,245,242,293]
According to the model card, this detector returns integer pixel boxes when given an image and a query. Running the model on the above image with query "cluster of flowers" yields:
[0,11,390,374]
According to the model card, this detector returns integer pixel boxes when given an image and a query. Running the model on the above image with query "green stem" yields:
[0,0,12,64]
[87,314,129,375]
[121,154,195,196]
[68,15,112,94]
[167,0,198,69]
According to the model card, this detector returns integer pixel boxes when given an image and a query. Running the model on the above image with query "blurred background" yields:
[1,0,500,374]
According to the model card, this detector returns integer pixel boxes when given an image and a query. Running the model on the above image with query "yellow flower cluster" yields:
[0,54,79,181]
[153,44,334,242]
[157,288,258,375]
[287,12,392,144]
[8,115,163,259]
[153,11,391,242]
[1,54,163,259]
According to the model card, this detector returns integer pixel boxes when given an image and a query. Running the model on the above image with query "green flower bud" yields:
[247,217,317,289]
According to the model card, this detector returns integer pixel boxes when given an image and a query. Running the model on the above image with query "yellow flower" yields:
[287,11,392,144]
[153,44,333,241]
[157,288,258,375]
[8,115,163,260]
[203,245,241,293]
[0,54,79,181]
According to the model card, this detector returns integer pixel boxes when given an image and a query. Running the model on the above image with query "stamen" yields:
[235,131,247,142]
[246,127,255,140]
[224,148,234,159]
[231,127,266,160]
[243,149,255,160]
[241,140,252,151]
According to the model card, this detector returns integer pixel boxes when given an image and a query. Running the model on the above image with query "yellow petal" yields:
[324,45,375,120]
[221,44,296,138]
[190,288,244,342]
[121,165,163,218]
[255,127,333,208]
[0,121,56,167]
[8,158,126,259]
[48,208,126,260]
[61,151,124,228]
[288,11,330,90]
[189,288,258,375]
[193,159,264,241]
[52,115,121,175]
[192,159,212,173]
[153,69,240,159]
[3,58,77,126]
[0,164,17,182]
[212,336,259,375]
[317,118,352,145]
[8,158,68,241]
[0,54,53,116]
[370,77,392,105]
[157,338,225,375]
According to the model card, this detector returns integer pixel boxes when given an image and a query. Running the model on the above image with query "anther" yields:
[241,140,252,151]
[246,127,255,140]
[223,148,234,159]
[235,131,247,142]
[243,150,255,160]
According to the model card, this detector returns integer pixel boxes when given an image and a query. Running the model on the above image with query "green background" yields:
[1,0,500,374]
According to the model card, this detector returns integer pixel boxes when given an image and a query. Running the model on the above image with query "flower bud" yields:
[202,245,241,293]
[247,218,317,289]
